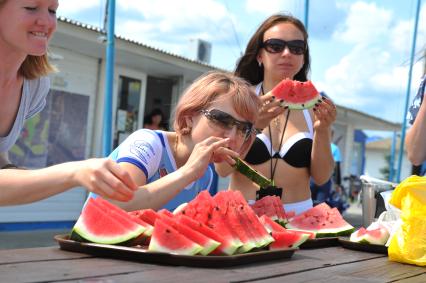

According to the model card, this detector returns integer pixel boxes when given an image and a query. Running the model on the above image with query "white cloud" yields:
[318,1,426,122]
[58,0,100,14]
[333,2,392,44]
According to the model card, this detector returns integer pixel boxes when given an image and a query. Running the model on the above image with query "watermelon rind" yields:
[285,224,355,238]
[349,227,389,245]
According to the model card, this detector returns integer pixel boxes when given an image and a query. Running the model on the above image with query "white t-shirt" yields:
[0,77,50,155]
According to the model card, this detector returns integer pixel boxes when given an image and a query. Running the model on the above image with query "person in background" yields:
[217,14,336,215]
[405,75,426,166]
[0,0,137,205]
[143,108,166,130]
[91,71,261,212]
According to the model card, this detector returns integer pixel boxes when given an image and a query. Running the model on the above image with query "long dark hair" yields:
[235,14,311,84]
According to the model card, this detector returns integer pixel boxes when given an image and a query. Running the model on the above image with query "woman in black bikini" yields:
[220,14,336,215]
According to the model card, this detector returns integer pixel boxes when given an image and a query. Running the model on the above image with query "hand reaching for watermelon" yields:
[73,158,138,202]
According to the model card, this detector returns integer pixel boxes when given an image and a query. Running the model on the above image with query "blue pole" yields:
[304,0,309,30]
[102,0,116,157]
[389,131,397,182]
[396,0,421,182]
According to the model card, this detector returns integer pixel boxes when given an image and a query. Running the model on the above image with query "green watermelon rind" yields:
[285,224,355,238]
[282,96,321,110]
[71,217,144,245]
[148,236,203,256]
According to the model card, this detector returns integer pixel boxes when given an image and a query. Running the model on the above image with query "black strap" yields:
[260,84,290,181]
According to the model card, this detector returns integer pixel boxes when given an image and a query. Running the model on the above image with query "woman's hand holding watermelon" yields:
[312,96,337,132]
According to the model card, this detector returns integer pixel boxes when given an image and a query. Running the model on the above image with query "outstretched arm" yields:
[112,137,238,211]
[0,158,137,206]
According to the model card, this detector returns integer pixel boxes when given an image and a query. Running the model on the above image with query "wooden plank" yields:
[0,247,91,265]
[394,273,426,283]
[0,257,157,282]
[244,257,425,283]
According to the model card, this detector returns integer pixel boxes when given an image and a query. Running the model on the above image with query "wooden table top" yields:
[1,245,424,283]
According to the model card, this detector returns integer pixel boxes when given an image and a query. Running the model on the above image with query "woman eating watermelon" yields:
[89,71,260,211]
[217,14,336,215]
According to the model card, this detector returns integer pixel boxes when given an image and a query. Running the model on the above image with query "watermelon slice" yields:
[71,198,144,245]
[271,79,321,110]
[213,192,257,253]
[148,219,203,255]
[231,191,274,248]
[129,208,158,226]
[156,214,220,255]
[250,196,287,225]
[286,203,354,237]
[349,227,389,245]
[269,231,309,250]
[233,157,273,188]
[176,214,236,256]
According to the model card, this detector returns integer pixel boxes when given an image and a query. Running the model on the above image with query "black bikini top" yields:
[244,83,314,168]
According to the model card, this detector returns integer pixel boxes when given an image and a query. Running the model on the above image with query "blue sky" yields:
[57,0,426,129]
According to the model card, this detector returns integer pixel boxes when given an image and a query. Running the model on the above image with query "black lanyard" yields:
[261,84,290,181]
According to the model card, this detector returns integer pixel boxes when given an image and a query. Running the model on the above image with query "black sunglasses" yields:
[201,109,254,141]
[261,38,306,55]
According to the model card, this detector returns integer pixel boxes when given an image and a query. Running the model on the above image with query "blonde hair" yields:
[173,71,260,150]
[0,0,56,79]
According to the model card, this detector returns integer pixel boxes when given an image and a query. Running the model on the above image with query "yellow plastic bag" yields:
[388,175,426,266]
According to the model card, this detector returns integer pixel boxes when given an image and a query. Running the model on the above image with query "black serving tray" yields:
[299,237,340,249]
[55,234,296,268]
[338,237,388,254]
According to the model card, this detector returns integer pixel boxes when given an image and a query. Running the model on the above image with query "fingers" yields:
[89,174,134,202]
[313,97,337,126]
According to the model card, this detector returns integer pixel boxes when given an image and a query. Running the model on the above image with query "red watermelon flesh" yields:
[286,202,354,237]
[231,191,274,247]
[156,214,220,255]
[179,191,242,255]
[129,208,158,226]
[148,219,203,255]
[157,208,174,217]
[94,198,152,237]
[176,214,236,256]
[259,215,287,233]
[269,231,309,250]
[271,79,321,110]
[71,198,144,245]
[213,192,257,253]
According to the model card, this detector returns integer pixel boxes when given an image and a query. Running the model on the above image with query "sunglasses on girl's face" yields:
[261,38,306,55]
[201,109,254,141]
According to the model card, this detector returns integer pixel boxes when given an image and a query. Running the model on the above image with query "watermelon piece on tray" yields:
[271,79,321,110]
[149,219,203,255]
[349,226,389,245]
[269,231,309,250]
[286,203,354,237]
[71,198,145,245]
[250,196,287,225]
[156,214,220,256]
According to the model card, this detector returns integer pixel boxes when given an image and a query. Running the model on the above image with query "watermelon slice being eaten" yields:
[271,79,321,110]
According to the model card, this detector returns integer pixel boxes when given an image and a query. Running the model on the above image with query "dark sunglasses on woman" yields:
[261,38,305,55]
[201,109,254,141]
